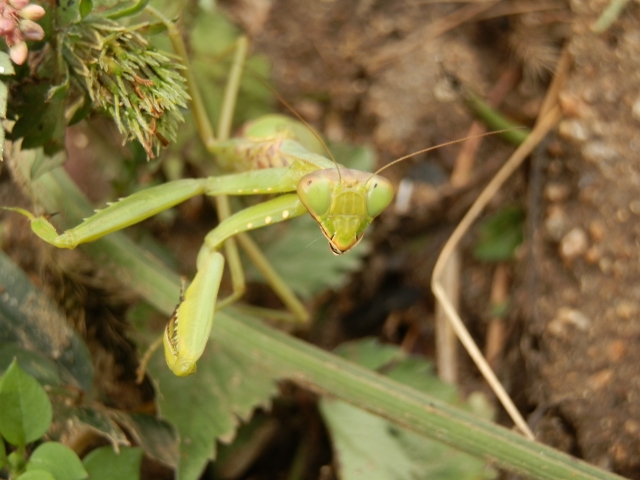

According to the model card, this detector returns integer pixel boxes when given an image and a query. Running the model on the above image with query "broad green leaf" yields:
[10,83,66,155]
[320,399,416,480]
[473,206,525,262]
[83,446,143,480]
[0,51,15,76]
[79,0,93,19]
[149,328,281,480]
[26,443,88,480]
[0,251,94,391]
[320,339,496,480]
[0,360,52,446]
[16,471,56,480]
[55,0,83,27]
[334,337,404,371]
[385,357,458,404]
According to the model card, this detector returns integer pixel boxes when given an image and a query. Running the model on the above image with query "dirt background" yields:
[220,0,640,477]
[1,0,639,478]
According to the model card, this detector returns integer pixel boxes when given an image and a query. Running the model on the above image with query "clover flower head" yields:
[0,0,45,64]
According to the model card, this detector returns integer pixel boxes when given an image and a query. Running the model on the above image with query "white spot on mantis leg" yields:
[265,216,272,224]
[253,189,259,193]
[238,189,244,193]
[247,223,253,229]
[282,210,290,219]
[267,187,273,192]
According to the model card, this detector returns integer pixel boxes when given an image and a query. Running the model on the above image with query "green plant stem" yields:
[13,151,626,480]
[462,88,530,146]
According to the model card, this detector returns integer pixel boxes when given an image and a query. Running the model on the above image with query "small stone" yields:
[585,246,601,264]
[559,227,588,261]
[616,208,630,223]
[582,141,618,164]
[598,257,612,274]
[547,306,591,336]
[605,340,626,362]
[588,220,606,242]
[544,182,571,202]
[558,119,589,143]
[629,199,640,214]
[545,205,568,241]
[624,419,640,435]
[586,369,613,391]
[615,300,637,320]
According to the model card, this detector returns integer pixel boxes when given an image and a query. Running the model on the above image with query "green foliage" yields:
[320,339,496,480]
[83,446,143,480]
[6,0,189,158]
[26,443,88,480]
[149,325,281,480]
[0,361,87,480]
[473,206,525,262]
[0,359,52,446]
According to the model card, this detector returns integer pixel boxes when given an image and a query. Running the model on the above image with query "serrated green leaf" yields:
[334,337,404,371]
[320,399,416,480]
[83,446,142,480]
[0,360,52,446]
[385,357,458,404]
[321,339,496,480]
[16,470,56,480]
[27,443,88,480]
[149,330,281,480]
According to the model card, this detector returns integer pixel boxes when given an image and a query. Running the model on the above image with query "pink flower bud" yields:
[0,18,15,35]
[19,19,43,40]
[20,4,45,21]
[9,40,27,64]
[8,0,29,10]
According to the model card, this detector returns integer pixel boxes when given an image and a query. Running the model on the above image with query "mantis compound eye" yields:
[365,175,394,218]
[297,173,332,217]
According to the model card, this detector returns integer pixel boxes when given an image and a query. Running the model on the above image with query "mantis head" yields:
[297,169,394,255]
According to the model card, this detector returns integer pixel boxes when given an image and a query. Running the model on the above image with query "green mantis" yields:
[6,7,400,376]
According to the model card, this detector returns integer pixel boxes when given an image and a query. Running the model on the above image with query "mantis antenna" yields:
[371,127,528,178]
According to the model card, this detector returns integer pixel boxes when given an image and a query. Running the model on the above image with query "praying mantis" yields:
[5,6,510,378]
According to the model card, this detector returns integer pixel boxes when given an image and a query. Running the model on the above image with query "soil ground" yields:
[224,0,640,477]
